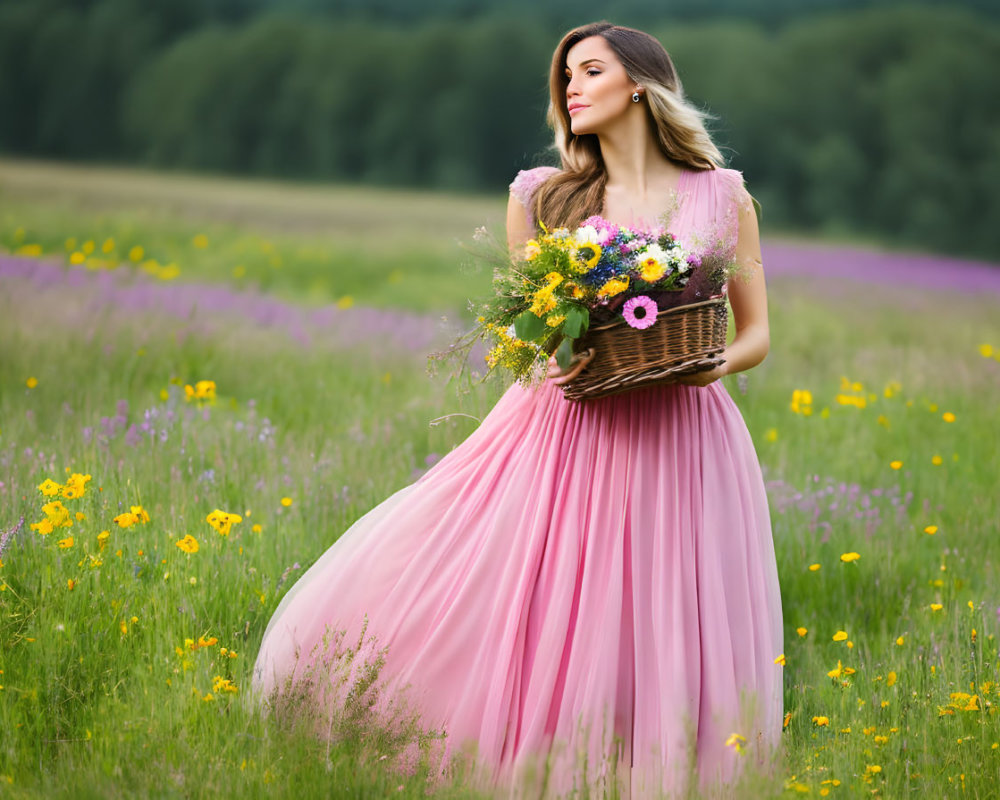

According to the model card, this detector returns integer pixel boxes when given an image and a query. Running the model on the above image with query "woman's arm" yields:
[676,188,769,386]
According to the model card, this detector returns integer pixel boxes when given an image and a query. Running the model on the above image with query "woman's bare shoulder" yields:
[509,165,562,207]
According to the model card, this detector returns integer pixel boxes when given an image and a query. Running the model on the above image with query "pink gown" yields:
[253,166,784,798]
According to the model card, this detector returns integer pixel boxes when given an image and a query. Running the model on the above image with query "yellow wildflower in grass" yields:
[796,627,808,637]
[67,578,76,590]
[97,530,110,550]
[26,377,38,389]
[336,295,354,309]
[252,523,262,534]
[206,510,243,537]
[114,511,138,528]
[281,497,293,507]
[42,501,73,528]
[889,460,903,470]
[812,716,830,727]
[833,630,849,642]
[808,563,821,571]
[929,603,943,612]
[764,428,778,443]
[30,518,55,536]
[782,712,792,728]
[896,636,905,646]
[942,411,956,423]
[931,454,943,466]
[789,389,813,415]
[70,251,85,265]
[119,620,128,635]
[184,380,217,403]
[62,473,91,499]
[212,675,238,694]
[38,478,62,496]
[192,234,209,248]
[924,525,938,535]
[979,343,994,358]
[597,276,629,299]
[773,653,786,666]
[724,733,746,754]
[887,671,897,687]
[175,535,199,554]
[840,552,860,563]
[82,240,95,255]
[128,245,144,262]
[827,660,856,679]
[101,237,114,254]
[57,536,74,549]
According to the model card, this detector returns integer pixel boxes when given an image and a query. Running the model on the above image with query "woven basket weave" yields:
[560,295,728,401]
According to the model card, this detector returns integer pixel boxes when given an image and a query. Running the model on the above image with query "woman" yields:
[254,21,783,799]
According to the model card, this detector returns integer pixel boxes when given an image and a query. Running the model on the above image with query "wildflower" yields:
[119,620,128,635]
[783,712,792,728]
[796,627,808,637]
[635,245,668,282]
[523,240,541,261]
[622,295,658,330]
[62,473,91,498]
[597,276,629,299]
[896,636,905,646]
[789,389,813,415]
[774,653,786,666]
[833,630,848,642]
[887,671,897,686]
[942,411,956,423]
[97,531,110,550]
[38,479,62,496]
[979,344,994,358]
[212,675,238,694]
[175,535,199,554]
[57,536,74,549]
[812,716,830,727]
[281,497,293,507]
[890,460,902,470]
[724,733,746,754]
[42,501,73,528]
[129,245,144,261]
[840,552,860,563]
[114,512,139,528]
[206,510,243,537]
[929,603,943,612]
[764,428,778,442]
[827,660,856,678]
[336,295,354,309]
[808,563,820,571]
[931,455,943,466]
[924,525,938,535]
[572,243,602,272]
[184,380,216,403]
[252,524,262,534]
[30,518,55,536]
[67,578,75,590]
[26,377,38,389]
[192,234,209,248]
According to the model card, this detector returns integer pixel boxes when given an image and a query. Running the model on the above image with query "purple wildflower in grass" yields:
[622,295,658,330]
[124,425,142,447]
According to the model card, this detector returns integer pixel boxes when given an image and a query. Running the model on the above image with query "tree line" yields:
[1,1,997,259]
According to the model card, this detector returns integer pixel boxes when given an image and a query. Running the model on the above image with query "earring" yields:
[632,90,641,103]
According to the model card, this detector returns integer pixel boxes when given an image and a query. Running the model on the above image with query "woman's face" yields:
[563,35,637,136]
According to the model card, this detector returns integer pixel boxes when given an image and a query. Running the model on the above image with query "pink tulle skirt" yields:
[253,378,783,798]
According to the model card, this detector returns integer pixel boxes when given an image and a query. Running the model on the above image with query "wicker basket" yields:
[560,295,728,401]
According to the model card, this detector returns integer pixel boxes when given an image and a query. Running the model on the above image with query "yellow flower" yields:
[206,510,243,537]
[887,671,897,687]
[724,732,746,754]
[896,636,905,646]
[42,501,73,528]
[281,497,293,507]
[30,518,55,536]
[192,234,209,248]
[773,653,786,666]
[931,454,943,466]
[212,675,238,694]
[764,428,778,443]
[26,376,38,389]
[979,343,994,358]
[827,660,856,678]
[942,411,956,423]
[573,243,602,272]
[808,563,820,571]
[833,630,848,642]
[796,627,808,637]
[523,240,541,261]
[97,530,110,550]
[597,276,629,299]
[840,552,860,563]
[114,512,138,528]
[175,535,199,554]
[865,764,882,775]
[67,578,76,591]
[101,237,115,254]
[38,479,62,497]
[789,389,814,415]
[57,536,74,549]
[119,620,128,635]
[924,525,938,535]
[639,256,666,283]
[252,523,262,534]
[890,460,902,470]
[929,603,943,612]
[129,245,144,262]
[336,295,354,309]
[812,716,830,727]
[63,473,91,498]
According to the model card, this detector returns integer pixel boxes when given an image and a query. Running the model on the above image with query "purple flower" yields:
[622,295,658,330]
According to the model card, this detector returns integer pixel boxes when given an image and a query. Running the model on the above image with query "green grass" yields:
[1,159,1000,798]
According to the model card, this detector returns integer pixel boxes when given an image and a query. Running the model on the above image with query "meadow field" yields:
[1,158,999,798]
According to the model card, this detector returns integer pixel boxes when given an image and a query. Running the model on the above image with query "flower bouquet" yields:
[448,214,735,400]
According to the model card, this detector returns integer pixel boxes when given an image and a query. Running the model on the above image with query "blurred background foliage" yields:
[1,0,998,259]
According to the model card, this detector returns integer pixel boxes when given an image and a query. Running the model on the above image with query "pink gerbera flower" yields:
[622,295,658,329]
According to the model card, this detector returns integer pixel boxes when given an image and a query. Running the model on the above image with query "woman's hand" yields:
[674,363,727,387]
[547,349,596,385]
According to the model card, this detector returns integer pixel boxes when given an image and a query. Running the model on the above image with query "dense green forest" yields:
[1,0,998,258]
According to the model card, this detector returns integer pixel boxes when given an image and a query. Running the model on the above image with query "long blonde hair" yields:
[535,22,725,229]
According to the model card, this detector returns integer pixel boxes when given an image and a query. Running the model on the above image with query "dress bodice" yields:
[509,165,752,310]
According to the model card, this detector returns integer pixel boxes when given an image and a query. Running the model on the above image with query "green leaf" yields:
[514,310,545,341]
[555,337,574,370]
[563,306,589,338]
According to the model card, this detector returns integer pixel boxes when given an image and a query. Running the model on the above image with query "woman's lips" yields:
[568,104,588,115]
